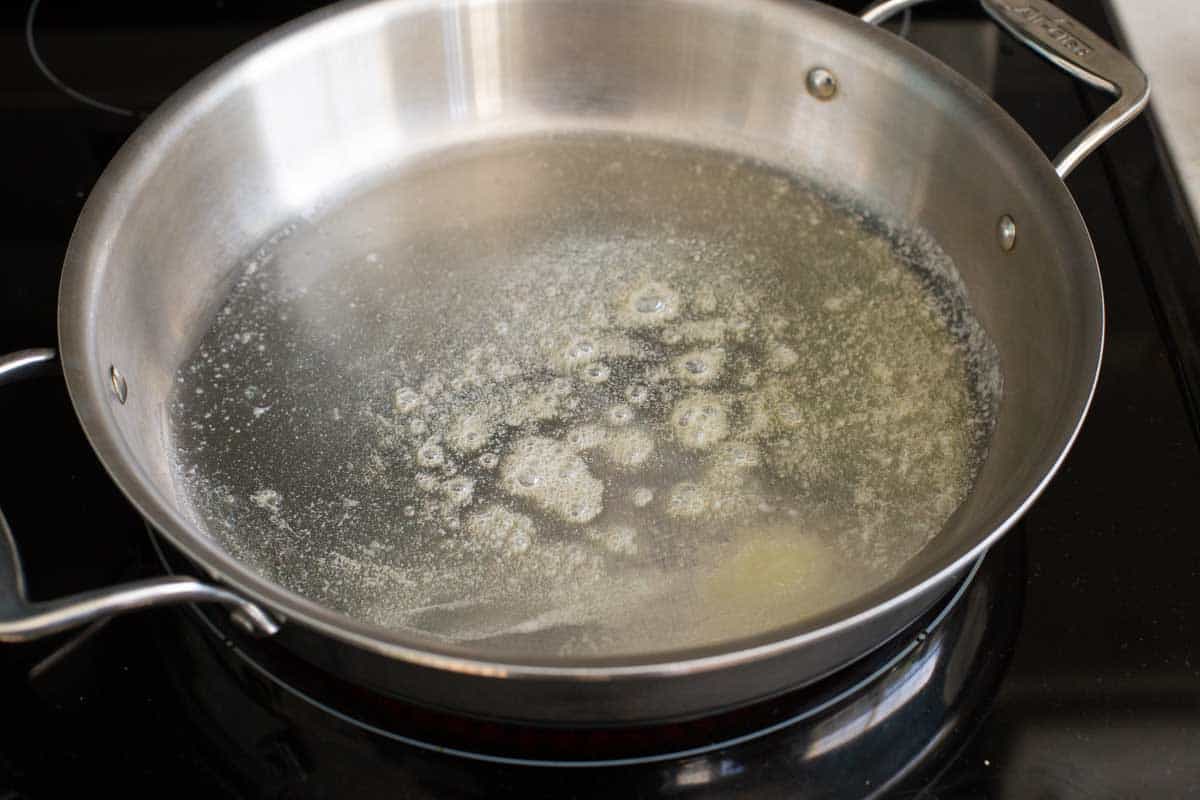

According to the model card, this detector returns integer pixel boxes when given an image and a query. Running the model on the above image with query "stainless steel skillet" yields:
[1,0,1147,723]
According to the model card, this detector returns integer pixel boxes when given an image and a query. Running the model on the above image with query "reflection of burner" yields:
[149,525,1023,796]
[25,0,137,117]
[21,0,323,121]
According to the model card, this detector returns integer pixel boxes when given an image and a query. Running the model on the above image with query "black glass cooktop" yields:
[2,1,1198,797]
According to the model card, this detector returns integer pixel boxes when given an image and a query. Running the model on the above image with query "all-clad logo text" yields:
[999,3,1094,58]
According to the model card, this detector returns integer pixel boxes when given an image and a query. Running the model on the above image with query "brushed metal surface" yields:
[49,0,1134,721]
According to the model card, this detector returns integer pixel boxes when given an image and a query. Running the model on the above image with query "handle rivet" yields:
[998,215,1017,252]
[806,67,838,101]
[109,365,128,404]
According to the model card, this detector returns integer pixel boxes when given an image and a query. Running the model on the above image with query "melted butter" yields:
[169,133,999,658]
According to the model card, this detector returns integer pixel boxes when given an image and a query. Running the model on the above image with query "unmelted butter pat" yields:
[697,526,837,634]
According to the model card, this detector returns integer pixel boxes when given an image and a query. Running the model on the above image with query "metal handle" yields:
[0,349,278,642]
[862,0,1150,178]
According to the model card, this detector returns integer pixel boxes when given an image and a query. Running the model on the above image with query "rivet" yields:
[806,67,838,101]
[998,215,1017,252]
[109,365,128,404]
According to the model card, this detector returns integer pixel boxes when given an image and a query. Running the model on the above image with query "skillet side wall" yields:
[56,0,1101,722]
